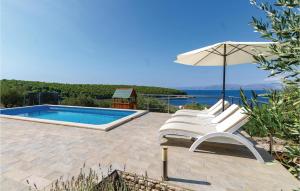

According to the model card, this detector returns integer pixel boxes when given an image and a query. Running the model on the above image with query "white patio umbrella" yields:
[175,41,276,110]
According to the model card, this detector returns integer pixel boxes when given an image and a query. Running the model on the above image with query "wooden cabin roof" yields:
[112,88,136,99]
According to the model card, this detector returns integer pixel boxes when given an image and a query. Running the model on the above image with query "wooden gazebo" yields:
[112,88,137,109]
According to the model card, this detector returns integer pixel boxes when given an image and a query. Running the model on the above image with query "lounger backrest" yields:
[216,108,249,133]
[208,101,230,115]
[207,99,223,112]
[211,104,239,124]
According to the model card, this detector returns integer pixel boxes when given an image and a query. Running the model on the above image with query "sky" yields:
[0,0,276,88]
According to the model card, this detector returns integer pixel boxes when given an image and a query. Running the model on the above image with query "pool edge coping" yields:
[0,104,148,131]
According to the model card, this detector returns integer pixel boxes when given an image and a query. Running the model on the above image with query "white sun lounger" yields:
[175,99,223,114]
[172,100,230,117]
[159,108,264,163]
[166,104,240,125]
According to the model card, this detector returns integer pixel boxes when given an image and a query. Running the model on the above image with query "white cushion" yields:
[216,108,248,132]
[159,122,217,135]
[207,99,223,112]
[208,101,229,115]
[165,115,213,124]
[211,104,239,124]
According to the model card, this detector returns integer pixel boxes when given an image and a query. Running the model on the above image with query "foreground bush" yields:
[28,166,130,191]
[241,86,300,178]
[242,87,300,148]
[28,165,187,191]
[245,0,300,179]
[276,145,300,179]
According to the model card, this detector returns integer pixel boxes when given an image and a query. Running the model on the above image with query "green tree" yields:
[0,79,186,101]
[250,0,300,84]
[241,1,300,177]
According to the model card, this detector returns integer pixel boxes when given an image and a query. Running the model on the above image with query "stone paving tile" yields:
[1,113,300,191]
[23,175,51,190]
[2,169,31,182]
[0,176,29,191]
[44,170,64,181]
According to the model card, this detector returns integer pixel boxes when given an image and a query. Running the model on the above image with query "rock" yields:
[148,181,154,188]
[139,179,144,185]
[155,184,161,189]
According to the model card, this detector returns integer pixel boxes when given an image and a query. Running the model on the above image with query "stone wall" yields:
[117,170,192,191]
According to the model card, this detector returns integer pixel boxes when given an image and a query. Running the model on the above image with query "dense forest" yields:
[0,79,184,98]
[0,79,185,111]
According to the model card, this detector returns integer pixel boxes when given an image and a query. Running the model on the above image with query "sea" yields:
[169,90,268,106]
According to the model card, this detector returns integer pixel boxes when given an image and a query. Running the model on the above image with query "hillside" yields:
[0,79,185,99]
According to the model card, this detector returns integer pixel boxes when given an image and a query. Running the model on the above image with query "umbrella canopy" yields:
[175,41,276,110]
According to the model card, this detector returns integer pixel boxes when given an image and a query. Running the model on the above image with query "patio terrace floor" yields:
[0,112,299,191]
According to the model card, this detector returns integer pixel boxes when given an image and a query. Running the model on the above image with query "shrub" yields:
[0,86,24,107]
[241,86,300,178]
[27,163,187,191]
[137,95,177,113]
[241,90,286,153]
[182,103,208,110]
[277,145,300,179]
[278,86,300,143]
[95,99,112,108]
[61,95,97,107]
[28,165,130,191]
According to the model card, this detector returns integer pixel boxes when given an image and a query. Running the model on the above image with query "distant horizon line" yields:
[175,83,282,91]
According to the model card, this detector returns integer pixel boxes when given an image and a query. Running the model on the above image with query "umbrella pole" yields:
[222,44,227,111]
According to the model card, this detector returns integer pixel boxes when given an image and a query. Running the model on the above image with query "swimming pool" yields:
[0,105,147,131]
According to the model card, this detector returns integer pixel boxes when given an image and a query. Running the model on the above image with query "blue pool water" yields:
[0,105,136,125]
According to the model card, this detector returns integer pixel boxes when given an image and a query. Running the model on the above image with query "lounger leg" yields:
[189,132,264,163]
